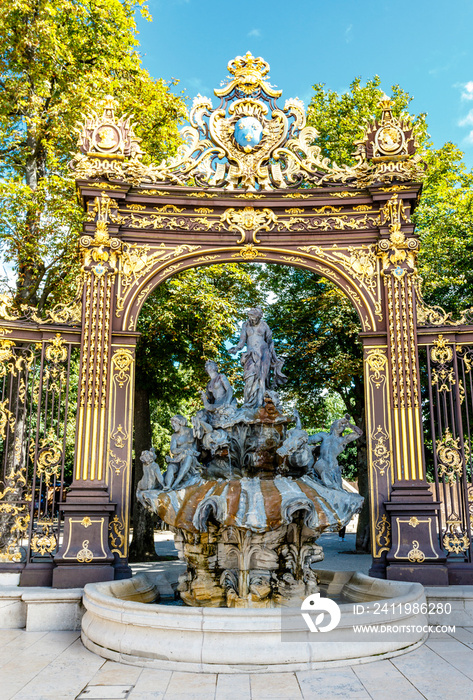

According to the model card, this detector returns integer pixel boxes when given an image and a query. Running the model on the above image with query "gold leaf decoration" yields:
[231,244,267,260]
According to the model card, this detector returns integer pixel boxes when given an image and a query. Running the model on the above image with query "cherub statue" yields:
[137,448,164,489]
[201,360,235,412]
[136,448,164,504]
[164,415,201,490]
[308,414,362,489]
[192,410,233,480]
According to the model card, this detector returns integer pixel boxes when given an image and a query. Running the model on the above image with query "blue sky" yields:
[136,0,473,168]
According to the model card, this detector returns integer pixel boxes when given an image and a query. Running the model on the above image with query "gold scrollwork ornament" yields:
[112,348,134,388]
[231,244,267,261]
[76,540,94,563]
[220,206,277,244]
[375,514,391,551]
[36,429,63,486]
[407,540,425,563]
[30,523,57,556]
[436,428,464,484]
[443,514,470,554]
[366,349,387,387]
[45,334,68,364]
[430,334,453,364]
[109,515,126,554]
[371,426,391,475]
[0,398,15,439]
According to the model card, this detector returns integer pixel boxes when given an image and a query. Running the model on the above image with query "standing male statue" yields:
[230,307,287,408]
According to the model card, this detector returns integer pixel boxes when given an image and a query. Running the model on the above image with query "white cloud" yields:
[458,109,473,127]
[345,24,353,43]
[247,29,261,38]
[461,81,473,100]
[457,108,473,144]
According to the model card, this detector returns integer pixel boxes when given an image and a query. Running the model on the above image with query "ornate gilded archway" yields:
[3,53,472,587]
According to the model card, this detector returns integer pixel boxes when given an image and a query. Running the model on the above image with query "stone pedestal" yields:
[385,481,448,586]
[52,484,115,588]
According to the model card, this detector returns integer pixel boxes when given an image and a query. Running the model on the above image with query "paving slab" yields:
[216,673,251,700]
[296,668,372,699]
[353,659,425,700]
[127,668,171,699]
[390,643,473,700]
[163,671,217,700]
[2,627,473,699]
[250,672,302,699]
[76,686,133,699]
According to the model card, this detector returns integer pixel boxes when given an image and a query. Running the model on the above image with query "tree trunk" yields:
[343,378,371,553]
[128,384,158,562]
[352,403,370,552]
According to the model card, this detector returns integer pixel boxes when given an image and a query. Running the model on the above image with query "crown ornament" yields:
[215,52,282,98]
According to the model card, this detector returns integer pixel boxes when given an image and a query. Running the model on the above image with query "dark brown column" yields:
[377,195,447,585]
[53,195,121,587]
[364,341,393,579]
[105,336,137,579]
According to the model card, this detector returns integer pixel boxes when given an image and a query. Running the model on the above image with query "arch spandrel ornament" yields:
[53,52,457,588]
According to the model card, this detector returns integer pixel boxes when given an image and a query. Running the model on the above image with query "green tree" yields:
[307,75,428,166]
[254,264,369,549]
[415,143,473,314]
[0,0,185,308]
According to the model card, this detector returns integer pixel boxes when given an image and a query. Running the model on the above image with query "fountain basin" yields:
[81,567,428,673]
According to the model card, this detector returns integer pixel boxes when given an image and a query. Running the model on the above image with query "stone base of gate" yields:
[20,562,54,588]
[446,563,473,586]
[385,482,449,586]
[0,586,84,631]
[53,485,116,589]
[387,563,449,586]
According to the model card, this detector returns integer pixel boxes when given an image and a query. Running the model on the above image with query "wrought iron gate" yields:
[0,323,80,584]
[420,330,473,581]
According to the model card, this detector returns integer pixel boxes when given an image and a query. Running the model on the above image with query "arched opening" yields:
[126,258,369,566]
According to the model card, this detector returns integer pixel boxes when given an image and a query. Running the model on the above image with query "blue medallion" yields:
[93,263,106,277]
[234,117,263,151]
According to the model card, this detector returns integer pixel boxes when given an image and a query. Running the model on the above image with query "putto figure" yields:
[136,448,164,505]
[164,415,200,490]
[201,360,236,414]
[229,307,287,408]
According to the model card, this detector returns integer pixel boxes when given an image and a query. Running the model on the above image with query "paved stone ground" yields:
[1,626,473,699]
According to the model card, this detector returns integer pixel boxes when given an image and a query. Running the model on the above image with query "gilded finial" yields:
[215,52,282,98]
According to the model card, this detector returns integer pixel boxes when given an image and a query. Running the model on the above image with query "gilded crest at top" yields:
[71,55,426,191]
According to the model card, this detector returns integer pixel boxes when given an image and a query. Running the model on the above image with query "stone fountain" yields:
[81,308,429,671]
[137,307,364,608]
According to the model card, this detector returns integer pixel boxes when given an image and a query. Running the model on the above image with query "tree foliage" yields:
[135,263,262,430]
[307,75,428,166]
[256,266,363,425]
[415,143,473,314]
[0,0,185,307]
